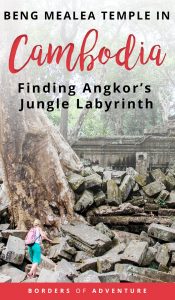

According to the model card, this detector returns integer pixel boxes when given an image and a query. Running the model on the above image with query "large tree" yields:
[0,71,82,236]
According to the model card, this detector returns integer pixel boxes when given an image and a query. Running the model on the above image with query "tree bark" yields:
[0,72,82,235]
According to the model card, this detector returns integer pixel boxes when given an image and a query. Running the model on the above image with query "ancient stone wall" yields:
[73,136,175,170]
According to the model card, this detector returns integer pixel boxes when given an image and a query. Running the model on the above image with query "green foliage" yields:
[157,198,167,207]
[148,262,159,270]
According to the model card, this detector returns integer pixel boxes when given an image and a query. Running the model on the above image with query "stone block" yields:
[0,263,26,282]
[143,181,166,197]
[155,244,170,266]
[0,273,12,282]
[67,173,84,191]
[165,173,175,191]
[37,268,71,282]
[111,171,126,185]
[74,190,94,213]
[75,251,92,263]
[141,247,157,267]
[55,259,78,279]
[0,224,10,231]
[77,257,97,272]
[94,191,106,207]
[84,173,102,190]
[166,190,175,208]
[115,263,175,282]
[121,240,148,265]
[148,223,175,242]
[151,169,166,184]
[119,175,135,201]
[48,237,76,262]
[95,223,115,240]
[107,180,121,205]
[1,230,27,240]
[74,270,100,282]
[61,223,113,256]
[1,235,25,265]
[98,271,120,282]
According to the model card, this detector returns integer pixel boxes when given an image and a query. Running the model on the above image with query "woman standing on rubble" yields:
[25,219,52,278]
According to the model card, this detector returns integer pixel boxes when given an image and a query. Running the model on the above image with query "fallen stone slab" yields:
[141,247,157,267]
[92,165,104,176]
[76,257,97,273]
[81,167,94,177]
[166,190,175,208]
[95,223,115,240]
[1,235,25,265]
[67,173,84,191]
[61,223,113,256]
[143,181,166,197]
[84,173,102,190]
[165,173,175,191]
[94,191,106,207]
[134,174,147,187]
[0,273,12,282]
[88,215,173,227]
[97,258,114,273]
[102,243,126,263]
[151,169,166,184]
[121,240,148,265]
[144,203,159,212]
[37,268,71,282]
[98,271,120,282]
[159,208,175,216]
[115,263,175,282]
[75,251,92,263]
[88,203,144,217]
[40,255,56,271]
[0,263,26,282]
[139,231,155,246]
[74,270,100,282]
[148,223,175,242]
[129,196,145,207]
[114,231,140,245]
[126,168,147,187]
[48,237,76,262]
[119,175,135,201]
[120,272,162,283]
[77,243,125,273]
[156,244,170,266]
[111,171,126,185]
[55,259,78,280]
[165,243,175,253]
[103,171,112,181]
[106,180,121,205]
[0,224,10,231]
[1,230,27,240]
[74,190,94,213]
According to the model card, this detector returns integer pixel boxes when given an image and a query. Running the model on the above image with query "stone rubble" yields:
[1,165,175,282]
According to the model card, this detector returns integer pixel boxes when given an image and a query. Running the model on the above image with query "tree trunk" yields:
[59,79,69,140]
[0,72,82,235]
